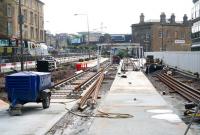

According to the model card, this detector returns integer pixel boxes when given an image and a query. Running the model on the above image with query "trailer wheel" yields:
[42,94,50,109]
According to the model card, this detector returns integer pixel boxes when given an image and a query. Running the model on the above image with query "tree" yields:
[99,33,112,43]
[117,50,128,59]
[104,33,112,43]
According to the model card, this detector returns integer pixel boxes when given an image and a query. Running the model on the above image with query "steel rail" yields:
[167,74,200,95]
[161,74,200,100]
[160,74,199,97]
[78,76,100,110]
[52,60,109,88]
[157,73,200,104]
[51,60,109,100]
[158,74,199,103]
[91,72,105,105]
[52,66,93,88]
[74,69,103,91]
[78,64,110,109]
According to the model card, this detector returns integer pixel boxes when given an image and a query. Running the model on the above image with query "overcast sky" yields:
[41,0,193,34]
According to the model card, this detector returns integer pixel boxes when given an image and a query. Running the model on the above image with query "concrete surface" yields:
[0,103,66,135]
[0,58,107,135]
[88,71,194,135]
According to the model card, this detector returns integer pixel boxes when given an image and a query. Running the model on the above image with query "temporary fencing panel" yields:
[144,51,200,74]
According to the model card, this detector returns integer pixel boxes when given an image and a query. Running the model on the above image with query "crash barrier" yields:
[0,61,35,73]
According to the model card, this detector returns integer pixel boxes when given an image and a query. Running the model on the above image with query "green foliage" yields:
[70,63,75,69]
[79,59,84,62]
[117,50,128,58]
[84,58,90,61]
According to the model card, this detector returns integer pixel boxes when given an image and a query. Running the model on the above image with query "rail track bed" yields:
[156,71,200,105]
[147,70,200,135]
[47,64,117,135]
[50,60,110,108]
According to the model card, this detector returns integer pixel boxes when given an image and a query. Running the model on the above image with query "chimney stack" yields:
[183,14,188,25]
[140,13,144,23]
[160,12,166,24]
[170,13,175,24]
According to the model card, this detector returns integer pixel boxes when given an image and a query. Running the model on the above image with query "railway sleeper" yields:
[67,91,81,99]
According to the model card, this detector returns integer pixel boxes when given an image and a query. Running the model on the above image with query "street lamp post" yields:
[18,0,24,71]
[74,13,90,59]
[161,23,164,51]
[74,14,90,45]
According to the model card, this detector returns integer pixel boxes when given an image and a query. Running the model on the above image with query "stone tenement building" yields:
[0,0,17,37]
[131,13,191,52]
[191,0,200,51]
[0,0,45,42]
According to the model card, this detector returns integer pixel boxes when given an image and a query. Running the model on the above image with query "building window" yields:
[39,4,42,13]
[32,0,35,9]
[35,14,38,26]
[198,21,200,32]
[146,33,150,39]
[21,0,24,5]
[23,9,27,23]
[40,30,43,41]
[196,3,200,18]
[7,4,12,17]
[29,0,32,8]
[175,31,178,39]
[30,12,33,25]
[31,27,34,39]
[7,22,13,35]
[166,30,170,38]
[181,32,185,39]
[36,2,38,9]
[24,31,28,39]
[40,16,43,28]
[36,28,38,40]
[7,22,12,35]
[24,0,27,6]
[159,31,162,38]
[23,25,28,39]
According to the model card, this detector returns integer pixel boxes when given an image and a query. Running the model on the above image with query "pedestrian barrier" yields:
[0,55,91,73]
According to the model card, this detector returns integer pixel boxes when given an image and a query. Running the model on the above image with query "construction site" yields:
[0,49,199,135]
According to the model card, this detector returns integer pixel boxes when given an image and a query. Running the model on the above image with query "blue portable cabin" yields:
[6,71,51,107]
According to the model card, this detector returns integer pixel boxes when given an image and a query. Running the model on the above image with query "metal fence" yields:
[144,51,200,74]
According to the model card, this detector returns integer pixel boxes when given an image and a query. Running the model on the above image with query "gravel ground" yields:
[46,66,118,135]
[0,63,76,101]
[146,70,200,135]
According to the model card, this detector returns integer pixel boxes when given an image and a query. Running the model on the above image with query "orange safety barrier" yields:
[76,63,82,71]
[76,62,88,71]
[81,62,88,70]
